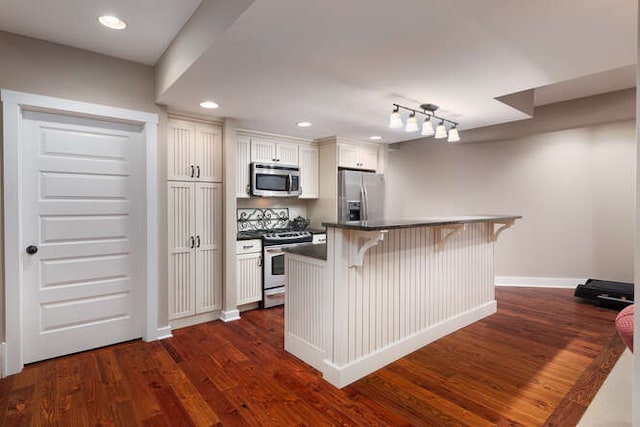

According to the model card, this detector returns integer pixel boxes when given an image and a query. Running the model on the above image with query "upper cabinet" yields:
[236,136,251,198]
[237,133,315,199]
[338,143,378,171]
[251,137,299,165]
[168,119,222,182]
[299,145,319,199]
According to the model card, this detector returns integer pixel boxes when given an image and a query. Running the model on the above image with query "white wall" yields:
[386,119,635,282]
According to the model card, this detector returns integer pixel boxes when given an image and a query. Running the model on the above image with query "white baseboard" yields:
[495,276,586,289]
[220,309,241,322]
[0,342,5,378]
[156,326,172,340]
[322,301,497,388]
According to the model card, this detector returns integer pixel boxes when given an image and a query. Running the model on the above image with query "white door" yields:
[21,111,145,363]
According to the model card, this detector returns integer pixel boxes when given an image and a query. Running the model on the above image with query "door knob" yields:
[26,245,38,255]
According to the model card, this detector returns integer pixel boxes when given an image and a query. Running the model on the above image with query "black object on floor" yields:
[574,278,634,309]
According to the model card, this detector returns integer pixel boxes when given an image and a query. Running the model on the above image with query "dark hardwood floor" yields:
[0,287,625,426]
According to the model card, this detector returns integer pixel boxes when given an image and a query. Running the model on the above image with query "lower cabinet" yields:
[168,182,222,320]
[236,239,263,305]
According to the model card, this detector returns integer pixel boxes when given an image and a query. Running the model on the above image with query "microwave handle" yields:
[287,174,292,192]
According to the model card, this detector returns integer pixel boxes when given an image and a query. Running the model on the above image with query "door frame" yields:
[1,89,159,376]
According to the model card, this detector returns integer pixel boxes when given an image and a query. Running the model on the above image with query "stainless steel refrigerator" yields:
[338,169,385,222]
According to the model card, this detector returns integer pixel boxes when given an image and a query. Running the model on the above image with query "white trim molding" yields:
[495,276,586,289]
[156,326,173,340]
[0,342,6,378]
[220,310,241,322]
[1,89,159,376]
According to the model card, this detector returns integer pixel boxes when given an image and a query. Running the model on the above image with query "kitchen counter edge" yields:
[322,215,522,231]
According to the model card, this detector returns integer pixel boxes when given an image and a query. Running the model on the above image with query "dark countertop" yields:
[322,215,521,231]
[237,231,263,241]
[283,243,327,260]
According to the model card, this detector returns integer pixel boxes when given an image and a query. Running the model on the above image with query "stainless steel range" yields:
[237,208,313,308]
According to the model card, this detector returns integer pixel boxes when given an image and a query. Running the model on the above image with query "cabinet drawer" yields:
[236,239,262,254]
[312,234,326,244]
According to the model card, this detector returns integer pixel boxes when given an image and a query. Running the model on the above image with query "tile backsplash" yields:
[236,198,308,221]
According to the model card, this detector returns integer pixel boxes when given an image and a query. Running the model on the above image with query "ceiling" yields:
[0,0,637,143]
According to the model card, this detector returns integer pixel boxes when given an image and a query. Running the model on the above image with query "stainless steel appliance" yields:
[261,230,312,308]
[250,162,301,197]
[338,169,385,222]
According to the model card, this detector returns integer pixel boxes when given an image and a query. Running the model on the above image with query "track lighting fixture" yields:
[405,112,419,132]
[389,105,403,128]
[389,103,460,142]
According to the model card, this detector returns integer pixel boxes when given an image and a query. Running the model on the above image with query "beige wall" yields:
[386,119,635,282]
[0,31,169,340]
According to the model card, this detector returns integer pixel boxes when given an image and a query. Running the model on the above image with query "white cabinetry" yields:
[299,145,319,199]
[251,138,299,165]
[338,143,378,171]
[168,182,222,319]
[236,239,263,305]
[168,120,222,182]
[236,136,251,198]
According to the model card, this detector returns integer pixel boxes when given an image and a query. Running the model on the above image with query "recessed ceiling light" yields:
[369,136,383,141]
[98,15,127,30]
[296,121,312,128]
[199,101,220,109]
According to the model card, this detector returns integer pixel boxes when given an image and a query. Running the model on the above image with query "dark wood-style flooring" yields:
[0,287,625,426]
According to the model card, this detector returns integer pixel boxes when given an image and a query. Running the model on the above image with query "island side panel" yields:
[324,222,497,388]
[284,253,327,371]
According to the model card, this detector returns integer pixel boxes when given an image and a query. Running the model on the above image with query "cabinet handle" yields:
[196,165,200,178]
[246,184,250,195]
[272,158,276,162]
[190,236,195,248]
[243,244,254,249]
[258,255,262,267]
[190,165,195,178]
[196,235,201,248]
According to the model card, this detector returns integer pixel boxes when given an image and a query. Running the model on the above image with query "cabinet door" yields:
[195,183,222,313]
[276,142,299,165]
[167,120,196,181]
[251,138,277,163]
[195,124,222,182]
[359,146,378,171]
[299,145,318,199]
[338,144,358,169]
[168,182,196,319]
[236,136,251,198]
[237,252,263,305]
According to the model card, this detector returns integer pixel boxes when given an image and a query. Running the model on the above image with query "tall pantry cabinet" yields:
[167,119,223,322]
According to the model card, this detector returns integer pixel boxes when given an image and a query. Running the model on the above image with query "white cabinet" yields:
[299,145,319,199]
[236,136,251,198]
[251,137,299,165]
[168,181,223,320]
[236,239,263,305]
[338,143,378,171]
[168,119,222,182]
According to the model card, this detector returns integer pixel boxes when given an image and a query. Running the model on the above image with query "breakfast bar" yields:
[284,215,520,388]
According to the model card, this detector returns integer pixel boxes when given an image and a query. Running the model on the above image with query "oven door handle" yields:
[265,248,284,254]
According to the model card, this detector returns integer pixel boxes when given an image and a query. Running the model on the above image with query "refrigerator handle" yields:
[361,184,368,220]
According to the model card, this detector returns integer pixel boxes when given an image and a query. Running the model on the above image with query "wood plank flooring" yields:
[0,287,625,426]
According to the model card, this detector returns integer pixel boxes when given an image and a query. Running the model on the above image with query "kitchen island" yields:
[284,215,520,388]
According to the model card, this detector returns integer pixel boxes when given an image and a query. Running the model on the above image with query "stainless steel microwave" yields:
[250,162,301,197]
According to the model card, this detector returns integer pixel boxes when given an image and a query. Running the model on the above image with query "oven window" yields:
[256,174,288,191]
[271,253,285,276]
